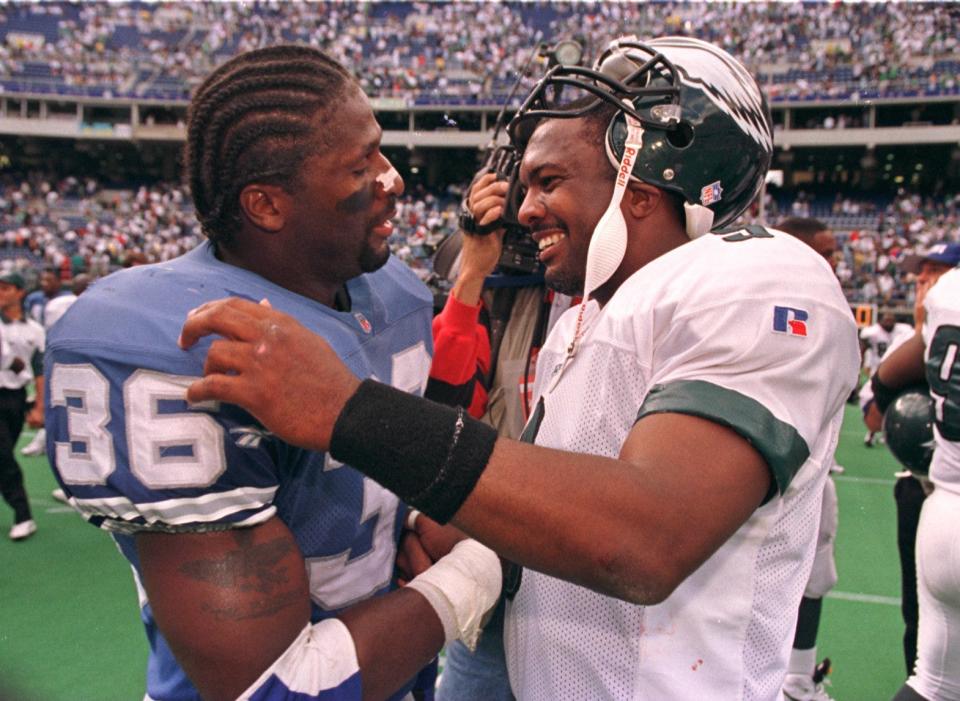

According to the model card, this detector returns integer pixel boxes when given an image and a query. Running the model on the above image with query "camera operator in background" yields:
[425,171,572,700]
[775,216,842,701]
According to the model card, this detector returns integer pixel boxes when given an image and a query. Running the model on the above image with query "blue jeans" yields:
[437,598,514,701]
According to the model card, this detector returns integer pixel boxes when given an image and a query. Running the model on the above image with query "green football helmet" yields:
[883,386,936,476]
[508,35,774,235]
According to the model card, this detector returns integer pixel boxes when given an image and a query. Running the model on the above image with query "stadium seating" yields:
[0,2,957,103]
[0,3,956,312]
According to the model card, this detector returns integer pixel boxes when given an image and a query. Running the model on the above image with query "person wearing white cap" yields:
[20,267,73,458]
[0,271,44,541]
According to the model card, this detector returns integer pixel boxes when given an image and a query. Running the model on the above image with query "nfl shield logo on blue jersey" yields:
[772,306,808,337]
[354,312,372,334]
[700,181,723,206]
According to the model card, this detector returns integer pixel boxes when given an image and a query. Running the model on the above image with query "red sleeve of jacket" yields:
[425,293,490,417]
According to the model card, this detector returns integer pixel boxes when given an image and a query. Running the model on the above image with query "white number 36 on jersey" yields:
[49,364,226,489]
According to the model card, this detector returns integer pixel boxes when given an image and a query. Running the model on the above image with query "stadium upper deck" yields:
[0,1,957,104]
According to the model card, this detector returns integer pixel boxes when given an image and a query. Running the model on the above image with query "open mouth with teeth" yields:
[537,232,565,251]
[370,209,396,237]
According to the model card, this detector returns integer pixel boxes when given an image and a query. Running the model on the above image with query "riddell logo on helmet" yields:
[617,146,637,187]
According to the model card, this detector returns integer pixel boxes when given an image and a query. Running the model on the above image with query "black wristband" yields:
[871,372,900,414]
[329,379,498,523]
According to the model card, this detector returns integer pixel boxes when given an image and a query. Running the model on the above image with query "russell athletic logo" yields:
[773,306,808,336]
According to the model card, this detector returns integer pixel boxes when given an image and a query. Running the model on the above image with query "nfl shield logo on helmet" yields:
[700,181,723,206]
[772,306,808,337]
[354,312,372,334]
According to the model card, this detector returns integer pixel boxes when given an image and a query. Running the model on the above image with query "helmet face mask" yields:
[507,41,682,146]
[506,36,774,233]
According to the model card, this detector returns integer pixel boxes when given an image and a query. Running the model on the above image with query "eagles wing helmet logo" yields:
[649,37,773,152]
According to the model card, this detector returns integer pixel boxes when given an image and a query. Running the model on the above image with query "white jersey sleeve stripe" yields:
[240,620,362,701]
[637,379,810,498]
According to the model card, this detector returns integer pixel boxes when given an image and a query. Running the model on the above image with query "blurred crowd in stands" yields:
[0,1,957,318]
[0,173,202,285]
[2,170,958,318]
[752,190,960,310]
[0,1,957,104]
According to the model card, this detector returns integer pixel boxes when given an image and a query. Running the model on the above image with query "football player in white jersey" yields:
[775,217,841,701]
[861,246,958,679]
[873,267,960,701]
[862,312,916,375]
[862,312,915,375]
[862,311,916,446]
[181,37,860,699]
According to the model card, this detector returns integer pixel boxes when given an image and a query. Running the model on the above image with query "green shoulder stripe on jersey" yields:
[636,380,809,502]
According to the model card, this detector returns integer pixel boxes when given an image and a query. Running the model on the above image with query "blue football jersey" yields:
[45,241,435,701]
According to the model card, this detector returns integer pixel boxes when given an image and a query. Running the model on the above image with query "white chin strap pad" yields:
[585,110,645,299]
[684,202,715,239]
[583,195,629,300]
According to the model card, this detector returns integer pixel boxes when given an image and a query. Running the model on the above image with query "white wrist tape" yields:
[405,508,421,531]
[406,538,501,652]
[237,620,360,700]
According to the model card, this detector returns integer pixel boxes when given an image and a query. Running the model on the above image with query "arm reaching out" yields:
[180,299,771,604]
[137,515,499,701]
[179,298,359,452]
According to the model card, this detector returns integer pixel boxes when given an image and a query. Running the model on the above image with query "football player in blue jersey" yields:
[45,45,501,701]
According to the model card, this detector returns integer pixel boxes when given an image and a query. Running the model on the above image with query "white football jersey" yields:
[922,267,960,495]
[504,227,860,700]
[861,321,914,373]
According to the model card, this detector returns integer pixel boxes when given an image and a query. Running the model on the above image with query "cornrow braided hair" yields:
[184,45,355,246]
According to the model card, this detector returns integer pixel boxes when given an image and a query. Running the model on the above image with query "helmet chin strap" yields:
[546,110,644,395]
[584,110,644,300]
[546,110,715,396]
